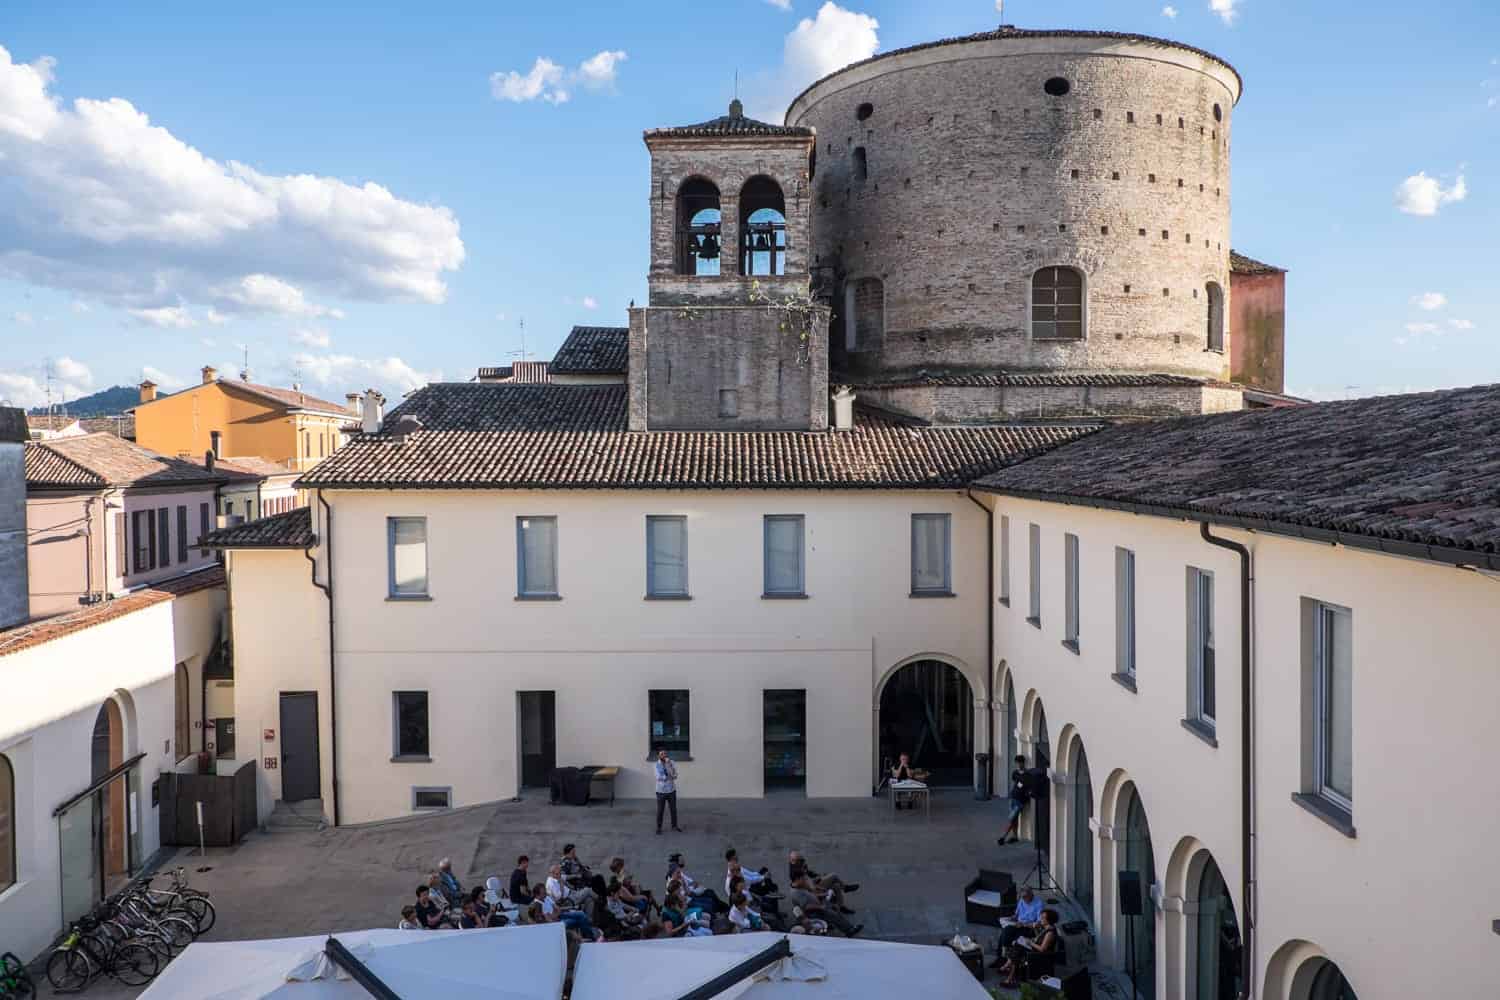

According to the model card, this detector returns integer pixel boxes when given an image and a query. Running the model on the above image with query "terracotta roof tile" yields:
[977,384,1500,562]
[0,567,224,658]
[649,101,814,138]
[202,507,313,549]
[1230,250,1285,275]
[837,371,1209,390]
[25,434,229,488]
[551,326,628,375]
[298,383,1099,491]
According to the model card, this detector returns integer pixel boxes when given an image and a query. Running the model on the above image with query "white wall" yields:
[987,495,1500,999]
[231,489,992,825]
[0,583,223,961]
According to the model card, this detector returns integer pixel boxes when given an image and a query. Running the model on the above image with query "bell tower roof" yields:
[644,99,814,140]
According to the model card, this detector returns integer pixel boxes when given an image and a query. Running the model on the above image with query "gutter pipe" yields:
[1198,522,1254,1000]
[304,491,339,826]
[964,490,996,798]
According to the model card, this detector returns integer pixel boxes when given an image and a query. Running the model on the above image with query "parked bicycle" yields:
[44,913,158,993]
[0,952,34,999]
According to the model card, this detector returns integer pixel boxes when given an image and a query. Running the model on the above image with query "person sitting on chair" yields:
[787,875,862,938]
[437,858,463,906]
[787,851,858,913]
[998,907,1061,988]
[891,752,923,810]
[991,886,1046,966]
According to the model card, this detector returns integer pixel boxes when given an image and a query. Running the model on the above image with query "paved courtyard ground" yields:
[45,790,1124,998]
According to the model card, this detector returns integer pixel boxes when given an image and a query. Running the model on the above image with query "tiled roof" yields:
[1229,250,1285,275]
[977,384,1500,566]
[220,380,352,416]
[837,371,1209,390]
[78,415,135,439]
[298,383,1099,491]
[202,507,314,549]
[551,326,628,375]
[788,26,1242,117]
[649,101,814,139]
[26,434,229,488]
[27,414,80,432]
[0,567,224,658]
[476,361,550,383]
[216,456,297,478]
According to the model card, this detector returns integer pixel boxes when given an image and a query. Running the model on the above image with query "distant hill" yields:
[28,384,164,418]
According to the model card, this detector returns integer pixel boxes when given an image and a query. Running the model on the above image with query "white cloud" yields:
[292,326,332,348]
[1162,5,1179,17]
[768,0,793,8]
[214,273,344,319]
[1395,171,1467,216]
[10,311,33,325]
[1209,0,1239,25]
[205,308,230,326]
[141,365,186,389]
[0,46,464,314]
[53,356,92,385]
[577,51,627,91]
[581,296,599,310]
[490,57,569,104]
[0,373,47,408]
[289,352,439,395]
[1403,322,1439,336]
[748,3,880,122]
[128,304,197,328]
[1449,318,1475,330]
[1410,291,1447,311]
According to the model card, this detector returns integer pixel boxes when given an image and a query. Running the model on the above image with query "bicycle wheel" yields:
[158,915,198,952]
[181,895,216,934]
[44,949,89,993]
[135,929,175,962]
[111,943,159,986]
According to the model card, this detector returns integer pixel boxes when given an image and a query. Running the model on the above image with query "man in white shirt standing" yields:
[654,746,682,835]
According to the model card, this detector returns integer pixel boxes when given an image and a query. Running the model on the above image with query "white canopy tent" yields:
[138,924,566,1000]
[570,932,990,1000]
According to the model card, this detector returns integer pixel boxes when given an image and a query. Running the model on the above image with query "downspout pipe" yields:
[965,490,996,798]
[1199,522,1254,1000]
[305,492,339,826]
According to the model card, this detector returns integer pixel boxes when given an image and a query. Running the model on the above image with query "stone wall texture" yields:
[1229,269,1286,393]
[789,34,1240,382]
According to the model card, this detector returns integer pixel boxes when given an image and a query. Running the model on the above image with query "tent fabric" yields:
[138,924,567,1000]
[570,931,990,1000]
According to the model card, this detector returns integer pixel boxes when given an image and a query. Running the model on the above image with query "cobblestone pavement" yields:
[48,789,1113,997]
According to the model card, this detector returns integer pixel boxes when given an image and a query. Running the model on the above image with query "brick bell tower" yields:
[628,99,828,431]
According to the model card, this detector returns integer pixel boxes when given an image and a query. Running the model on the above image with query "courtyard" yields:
[46,789,1110,998]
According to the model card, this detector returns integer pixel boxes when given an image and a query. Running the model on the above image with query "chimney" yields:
[360,389,385,434]
[139,379,158,404]
[831,386,856,431]
[346,392,362,416]
[0,407,30,629]
[209,429,222,459]
[204,449,216,474]
[201,365,217,385]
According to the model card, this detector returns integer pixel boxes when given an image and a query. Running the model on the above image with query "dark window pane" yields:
[395,692,429,757]
[413,788,450,809]
[649,689,690,754]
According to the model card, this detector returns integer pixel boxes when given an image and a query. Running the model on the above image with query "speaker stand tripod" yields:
[1021,837,1061,894]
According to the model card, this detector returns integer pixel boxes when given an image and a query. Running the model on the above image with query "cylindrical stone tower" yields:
[787,27,1241,386]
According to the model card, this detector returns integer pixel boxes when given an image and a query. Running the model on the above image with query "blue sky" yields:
[0,0,1495,407]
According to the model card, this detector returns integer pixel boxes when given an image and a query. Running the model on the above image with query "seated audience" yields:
[609,857,654,914]
[547,861,596,913]
[459,900,484,929]
[727,892,764,933]
[667,852,728,914]
[729,876,784,932]
[997,908,1061,987]
[414,884,452,929]
[426,872,454,918]
[993,886,1046,962]
[437,857,463,906]
[561,843,608,898]
[787,851,857,913]
[398,904,420,930]
[787,875,861,937]
[724,849,779,899]
[534,882,602,941]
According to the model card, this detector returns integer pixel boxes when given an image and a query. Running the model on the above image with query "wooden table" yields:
[890,779,930,819]
[586,766,620,806]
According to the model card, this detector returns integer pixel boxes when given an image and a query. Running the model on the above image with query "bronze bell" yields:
[698,234,720,259]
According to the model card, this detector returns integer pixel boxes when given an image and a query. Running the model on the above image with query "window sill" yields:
[390,755,432,764]
[762,593,810,600]
[998,596,1010,607]
[909,590,957,599]
[386,594,432,602]
[515,594,562,601]
[1026,616,1041,629]
[1291,793,1356,838]
[645,754,693,762]
[1180,717,1218,748]
[1060,639,1079,655]
[1111,672,1137,693]
[645,594,693,601]
[1032,336,1086,343]
[1203,348,1225,354]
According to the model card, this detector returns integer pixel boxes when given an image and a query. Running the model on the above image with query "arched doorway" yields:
[878,659,973,786]
[1003,673,1017,778]
[1032,701,1051,850]
[1069,742,1095,917]
[1120,784,1157,998]
[1193,855,1242,1000]
[91,701,127,885]
[1303,960,1358,1000]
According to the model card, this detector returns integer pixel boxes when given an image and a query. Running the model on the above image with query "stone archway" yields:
[90,700,127,883]
[1263,940,1360,1000]
[1164,838,1242,1000]
[876,657,975,787]
[1097,773,1159,997]
[1060,732,1095,921]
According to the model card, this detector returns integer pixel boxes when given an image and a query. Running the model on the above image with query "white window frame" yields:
[999,515,1011,606]
[909,513,952,595]
[1313,602,1353,812]
[387,516,429,598]
[1027,523,1041,625]
[646,515,690,598]
[1063,533,1080,648]
[762,515,806,597]
[516,515,559,598]
[1115,548,1136,679]
[1187,567,1215,727]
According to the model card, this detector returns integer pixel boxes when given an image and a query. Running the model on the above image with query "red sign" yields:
[263,729,276,741]
[264,757,279,770]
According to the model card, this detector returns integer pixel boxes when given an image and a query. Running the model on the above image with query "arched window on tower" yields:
[1205,281,1225,351]
[739,176,787,276]
[1031,266,1085,340]
[675,178,721,276]
[0,753,14,893]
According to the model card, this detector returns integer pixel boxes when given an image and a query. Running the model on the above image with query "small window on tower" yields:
[718,389,739,418]
[1043,77,1071,97]
[856,102,874,121]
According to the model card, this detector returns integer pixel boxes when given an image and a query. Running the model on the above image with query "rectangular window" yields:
[114,511,126,575]
[649,689,691,755]
[131,511,148,572]
[763,515,806,596]
[1027,523,1041,625]
[412,787,452,810]
[155,512,170,566]
[646,515,689,597]
[1063,533,1080,649]
[1187,567,1215,727]
[910,513,952,594]
[999,515,1011,606]
[1115,548,1136,679]
[516,516,559,598]
[387,516,429,597]
[393,691,430,759]
[199,502,210,554]
[176,505,188,564]
[1314,603,1353,809]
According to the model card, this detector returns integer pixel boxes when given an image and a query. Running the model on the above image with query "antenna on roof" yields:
[240,345,251,382]
[507,317,533,363]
